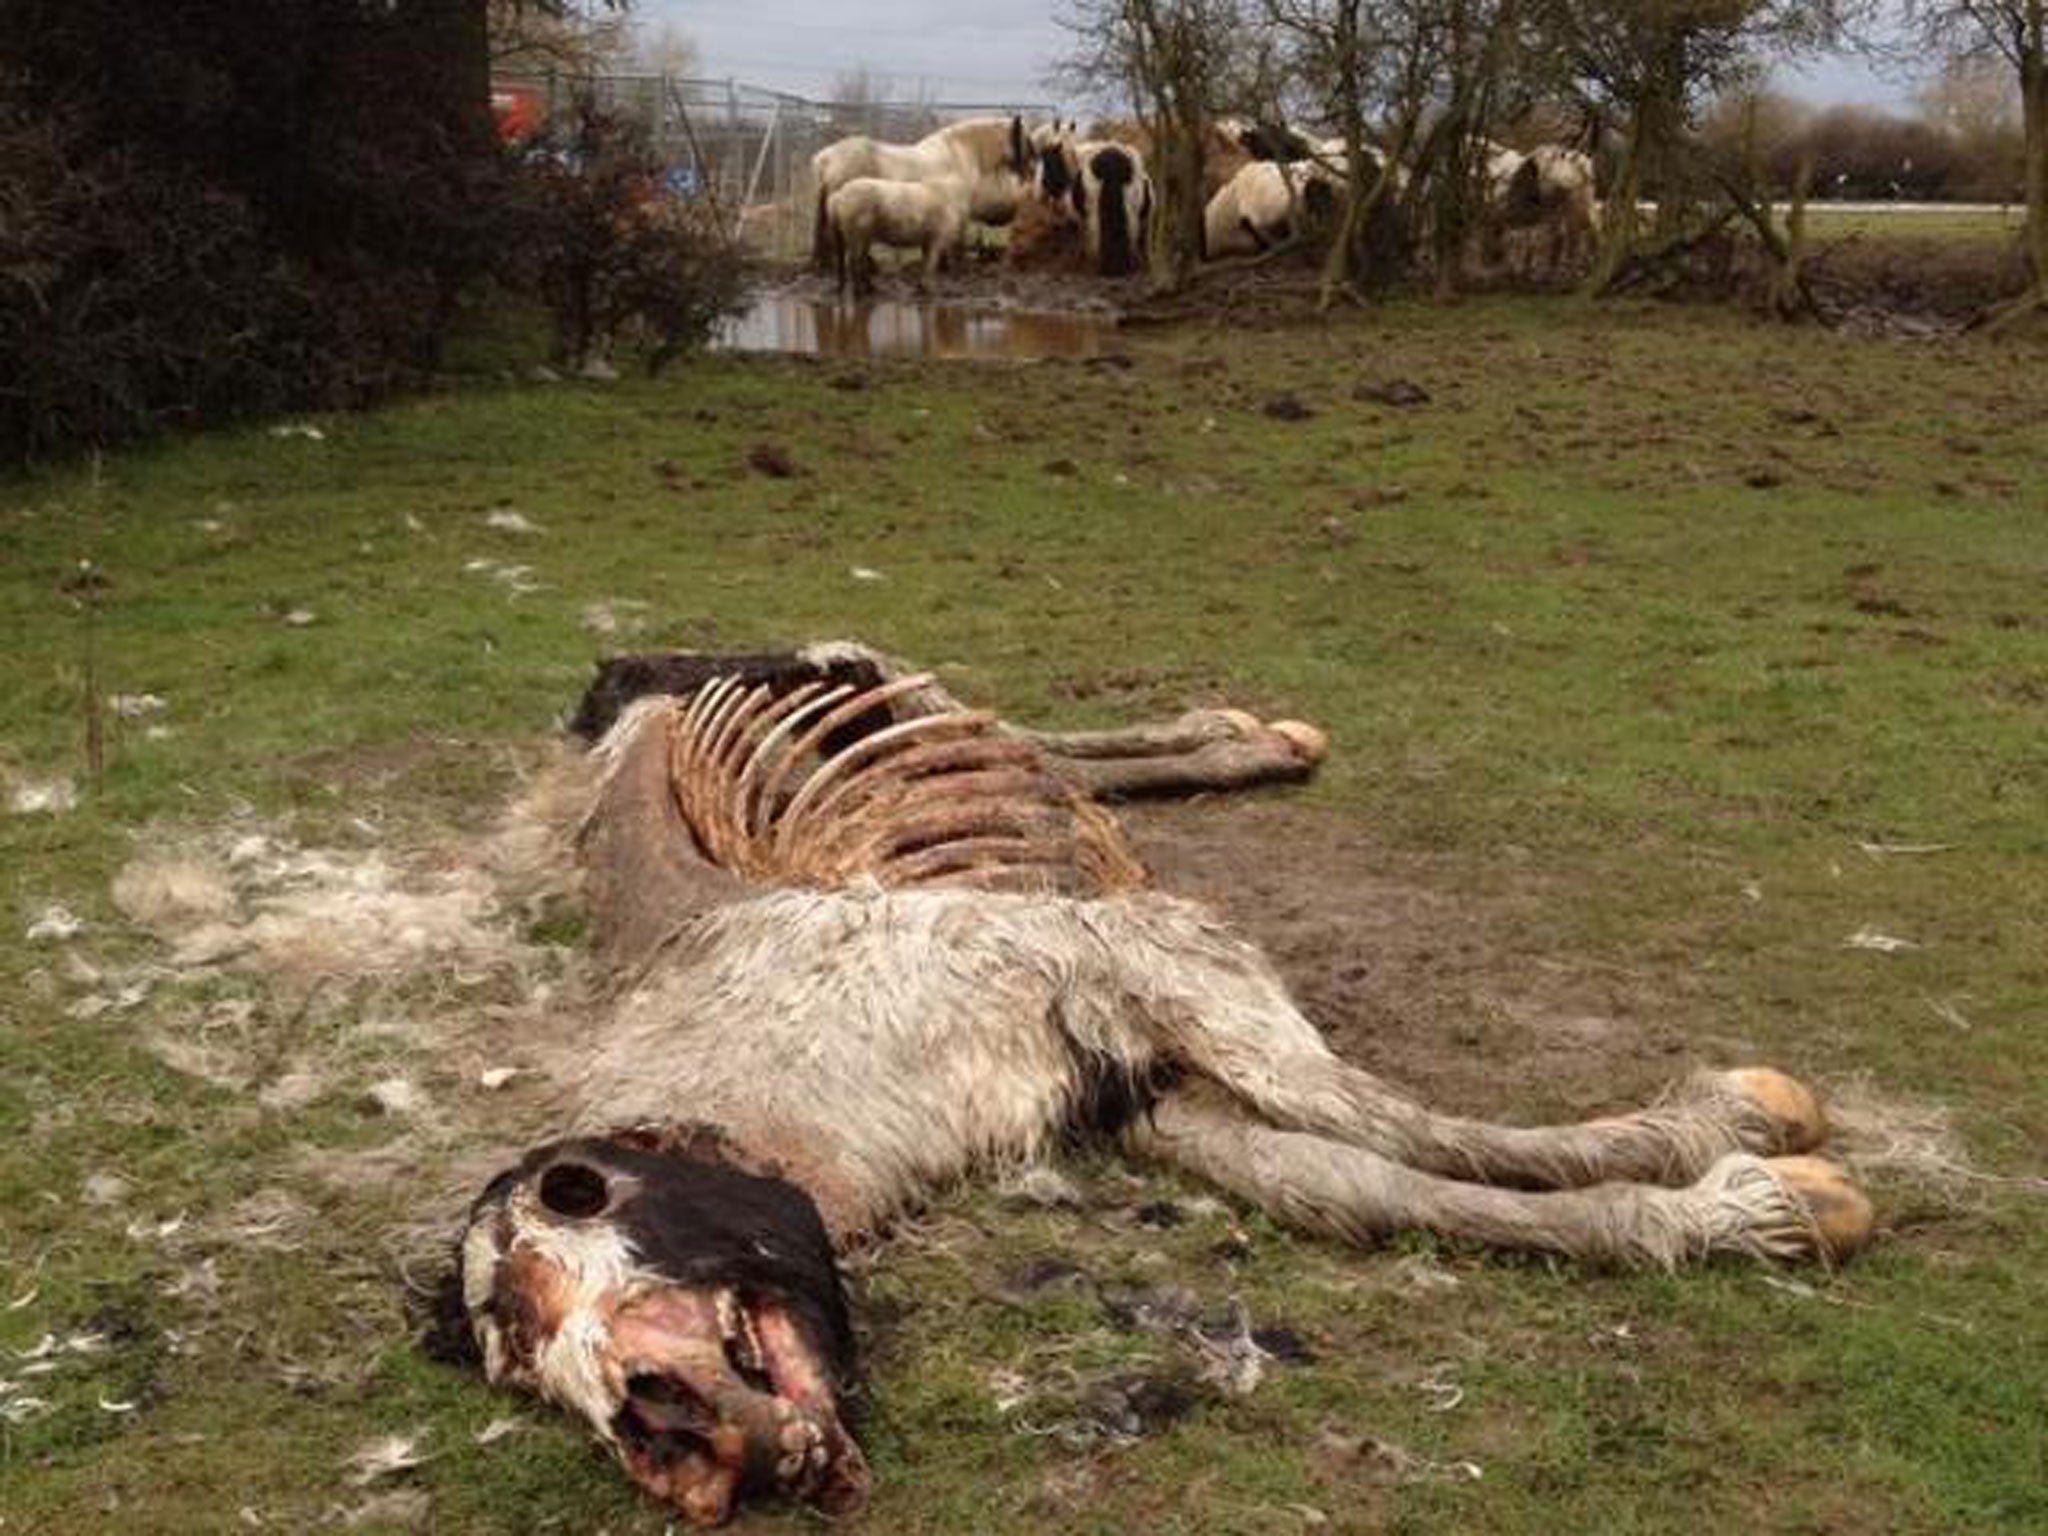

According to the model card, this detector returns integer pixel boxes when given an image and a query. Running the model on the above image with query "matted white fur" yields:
[463,1184,670,1449]
[113,834,522,988]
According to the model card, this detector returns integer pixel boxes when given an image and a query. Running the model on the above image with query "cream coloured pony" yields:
[810,116,1035,267]
[825,176,970,295]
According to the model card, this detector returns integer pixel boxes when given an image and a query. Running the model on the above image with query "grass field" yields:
[1797,204,2025,244]
[2,294,2045,1533]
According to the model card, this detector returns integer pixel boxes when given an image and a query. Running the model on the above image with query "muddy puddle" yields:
[718,294,1113,361]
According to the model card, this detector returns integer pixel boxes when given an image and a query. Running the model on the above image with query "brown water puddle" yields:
[718,295,1113,360]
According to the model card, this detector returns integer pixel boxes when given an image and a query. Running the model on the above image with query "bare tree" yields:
[1262,1,1391,303]
[622,20,701,77]
[489,0,630,75]
[827,68,942,141]
[1532,0,1856,292]
[1902,0,2048,322]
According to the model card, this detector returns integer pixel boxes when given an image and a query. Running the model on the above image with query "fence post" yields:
[672,81,727,234]
[741,101,781,233]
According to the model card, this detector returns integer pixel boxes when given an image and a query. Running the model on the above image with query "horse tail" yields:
[1092,147,1134,276]
[1505,156,1544,224]
[1138,178,1154,268]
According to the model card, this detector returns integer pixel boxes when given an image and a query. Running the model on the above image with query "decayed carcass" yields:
[451,642,1872,1526]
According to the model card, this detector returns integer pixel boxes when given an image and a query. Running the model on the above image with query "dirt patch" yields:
[1810,233,2028,325]
[1122,799,1691,1120]
[752,225,2027,338]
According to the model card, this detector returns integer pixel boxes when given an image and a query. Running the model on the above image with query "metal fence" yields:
[492,74,1054,259]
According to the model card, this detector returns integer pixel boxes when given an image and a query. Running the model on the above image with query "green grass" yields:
[2,295,2045,1533]
[1799,204,2026,243]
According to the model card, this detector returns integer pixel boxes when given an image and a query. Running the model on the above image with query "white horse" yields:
[825,176,970,295]
[1203,157,1346,258]
[810,116,1034,267]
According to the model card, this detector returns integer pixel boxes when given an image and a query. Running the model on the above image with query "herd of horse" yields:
[805,113,1602,292]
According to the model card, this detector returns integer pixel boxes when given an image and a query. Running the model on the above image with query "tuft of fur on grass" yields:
[346,1432,431,1484]
[112,856,238,926]
[115,832,529,990]
[1823,1073,2038,1205]
[474,741,594,915]
[204,1188,314,1252]
[7,775,77,815]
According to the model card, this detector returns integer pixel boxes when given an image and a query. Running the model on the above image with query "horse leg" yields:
[785,640,1324,796]
[1126,1081,1869,1267]
[1102,897,1834,1189]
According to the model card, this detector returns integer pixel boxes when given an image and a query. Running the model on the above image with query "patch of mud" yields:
[1809,234,2028,328]
[1125,798,2000,1204]
[1122,800,1688,1119]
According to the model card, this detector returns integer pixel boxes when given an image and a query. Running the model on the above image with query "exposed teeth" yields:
[779,1421,819,1452]
[717,1293,766,1377]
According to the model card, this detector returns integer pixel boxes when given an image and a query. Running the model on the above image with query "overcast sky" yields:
[644,1,1917,110]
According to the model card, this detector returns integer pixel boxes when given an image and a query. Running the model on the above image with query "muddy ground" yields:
[1124,799,1689,1128]
[761,223,2030,337]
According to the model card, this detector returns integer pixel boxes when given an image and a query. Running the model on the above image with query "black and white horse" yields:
[1036,132,1154,277]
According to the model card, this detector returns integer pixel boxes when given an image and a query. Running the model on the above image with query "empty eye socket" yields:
[537,1160,610,1219]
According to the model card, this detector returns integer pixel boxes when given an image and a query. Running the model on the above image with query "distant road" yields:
[1636,201,2017,217]
[1630,199,2015,221]
[1791,201,2016,216]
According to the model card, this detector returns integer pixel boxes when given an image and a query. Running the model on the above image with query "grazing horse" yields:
[1036,135,1154,277]
[1061,117,1312,202]
[1203,156,1351,258]
[810,116,1035,268]
[825,176,970,295]
[448,642,1873,1527]
[1484,141,1601,279]
[1206,116,1317,198]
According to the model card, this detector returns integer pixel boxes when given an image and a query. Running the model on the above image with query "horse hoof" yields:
[1269,719,1329,764]
[1725,1067,1827,1153]
[1767,1155,1874,1263]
